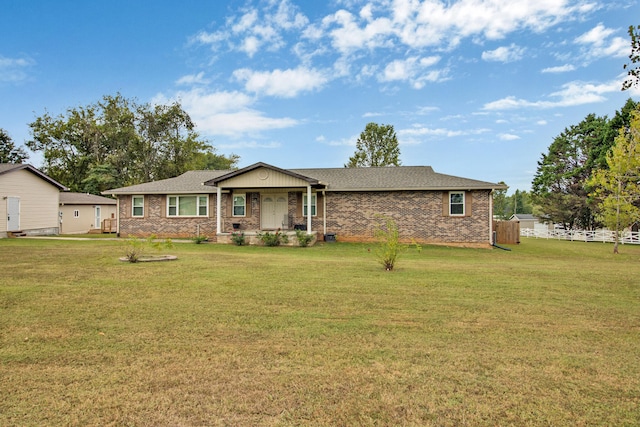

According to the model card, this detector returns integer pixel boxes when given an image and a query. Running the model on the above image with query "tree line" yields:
[532,98,640,252]
[1,94,238,194]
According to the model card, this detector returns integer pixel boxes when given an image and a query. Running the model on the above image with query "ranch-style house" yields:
[104,162,507,247]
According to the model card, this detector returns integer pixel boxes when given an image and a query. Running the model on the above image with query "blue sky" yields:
[1,0,639,193]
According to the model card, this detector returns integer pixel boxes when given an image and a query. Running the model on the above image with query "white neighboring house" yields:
[0,164,68,238]
[509,213,552,232]
[59,192,117,234]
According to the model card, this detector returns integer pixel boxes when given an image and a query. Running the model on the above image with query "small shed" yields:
[59,192,117,234]
[510,214,551,231]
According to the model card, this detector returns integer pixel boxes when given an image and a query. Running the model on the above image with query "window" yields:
[73,210,79,218]
[167,195,208,217]
[303,194,317,216]
[449,191,465,216]
[132,196,144,217]
[233,194,246,217]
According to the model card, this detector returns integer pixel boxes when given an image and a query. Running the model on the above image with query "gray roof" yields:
[288,166,505,191]
[0,163,69,190]
[60,192,116,205]
[104,170,230,195]
[510,214,538,221]
[104,163,506,195]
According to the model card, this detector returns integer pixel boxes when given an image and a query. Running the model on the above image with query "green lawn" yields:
[1,237,639,426]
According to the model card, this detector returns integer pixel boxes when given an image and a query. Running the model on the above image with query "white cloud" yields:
[326,135,358,146]
[0,55,35,83]
[216,140,282,150]
[392,0,595,48]
[153,88,298,137]
[483,79,620,110]
[399,126,490,138]
[379,56,444,88]
[499,133,521,141]
[575,23,628,60]
[175,72,210,86]
[322,9,394,54]
[482,44,525,62]
[232,66,329,98]
[541,64,576,73]
[192,0,308,57]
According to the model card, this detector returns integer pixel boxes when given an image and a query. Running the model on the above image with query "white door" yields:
[7,197,20,231]
[94,206,101,230]
[261,194,288,229]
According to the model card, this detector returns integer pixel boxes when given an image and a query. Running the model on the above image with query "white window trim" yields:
[167,195,209,217]
[303,193,317,217]
[449,191,465,216]
[232,194,246,217]
[132,195,144,217]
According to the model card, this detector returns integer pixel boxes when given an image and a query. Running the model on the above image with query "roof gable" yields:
[0,163,69,191]
[206,162,321,188]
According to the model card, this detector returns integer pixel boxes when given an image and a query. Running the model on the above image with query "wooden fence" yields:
[493,221,520,245]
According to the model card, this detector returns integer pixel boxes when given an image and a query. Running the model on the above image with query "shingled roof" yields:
[59,192,116,205]
[288,166,504,191]
[104,163,506,195]
[104,170,230,195]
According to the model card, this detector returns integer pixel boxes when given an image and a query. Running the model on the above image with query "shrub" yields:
[231,231,246,246]
[258,229,288,246]
[373,216,404,271]
[122,235,173,263]
[193,235,208,244]
[295,229,315,247]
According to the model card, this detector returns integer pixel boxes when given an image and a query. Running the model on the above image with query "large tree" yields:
[532,114,610,229]
[345,122,401,167]
[26,94,238,194]
[0,128,29,163]
[589,107,640,253]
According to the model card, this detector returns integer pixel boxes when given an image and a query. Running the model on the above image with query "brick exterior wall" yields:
[318,190,491,244]
[118,190,492,245]
[118,194,218,239]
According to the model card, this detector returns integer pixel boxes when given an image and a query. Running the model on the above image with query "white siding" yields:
[0,169,60,233]
[59,204,117,234]
[220,167,310,188]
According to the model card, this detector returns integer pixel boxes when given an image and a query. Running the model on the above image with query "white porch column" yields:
[307,185,312,234]
[216,186,222,234]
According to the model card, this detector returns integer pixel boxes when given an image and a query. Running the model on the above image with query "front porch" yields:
[216,230,319,246]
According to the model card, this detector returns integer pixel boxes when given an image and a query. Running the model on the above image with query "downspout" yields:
[488,189,494,244]
[322,190,327,236]
[307,185,312,234]
[216,186,222,235]
[114,195,120,236]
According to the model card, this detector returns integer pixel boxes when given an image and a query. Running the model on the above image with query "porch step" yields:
[7,231,27,238]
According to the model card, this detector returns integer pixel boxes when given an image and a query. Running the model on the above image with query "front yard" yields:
[1,238,638,426]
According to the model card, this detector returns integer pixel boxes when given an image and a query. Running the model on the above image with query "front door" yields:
[95,206,101,230]
[7,197,20,231]
[261,193,288,229]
